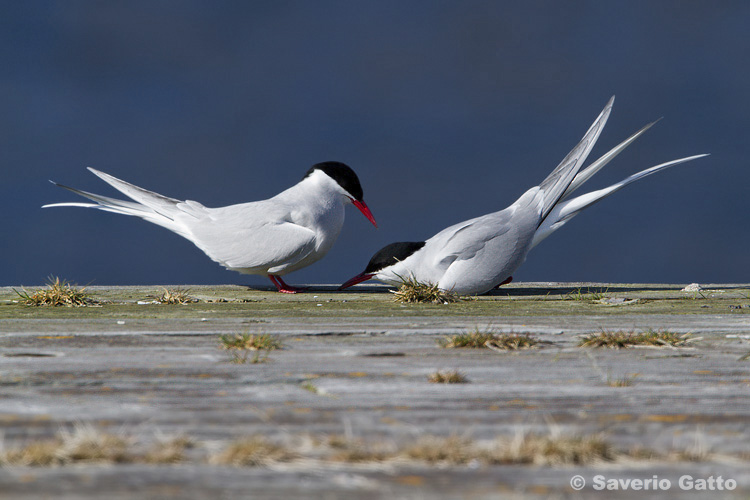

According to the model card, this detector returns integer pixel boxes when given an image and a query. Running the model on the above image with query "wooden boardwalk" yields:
[1,283,749,499]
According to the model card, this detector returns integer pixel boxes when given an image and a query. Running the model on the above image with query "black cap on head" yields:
[305,161,364,201]
[364,241,425,274]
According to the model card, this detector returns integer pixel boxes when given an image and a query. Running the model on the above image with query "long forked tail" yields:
[560,119,659,201]
[536,96,615,224]
[530,153,709,249]
[43,168,195,239]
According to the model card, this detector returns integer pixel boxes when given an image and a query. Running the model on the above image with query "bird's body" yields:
[45,162,377,293]
[369,191,538,295]
[340,97,708,295]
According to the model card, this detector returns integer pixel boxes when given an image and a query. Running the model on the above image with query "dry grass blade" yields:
[391,276,460,304]
[14,276,96,307]
[578,329,695,348]
[428,369,468,384]
[440,330,541,350]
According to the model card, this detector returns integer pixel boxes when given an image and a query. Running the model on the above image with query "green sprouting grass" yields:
[606,374,638,387]
[562,287,609,302]
[439,330,540,350]
[300,381,320,394]
[428,369,468,384]
[578,329,695,348]
[218,333,283,363]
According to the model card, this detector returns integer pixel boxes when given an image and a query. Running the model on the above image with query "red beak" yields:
[338,272,374,290]
[351,199,377,228]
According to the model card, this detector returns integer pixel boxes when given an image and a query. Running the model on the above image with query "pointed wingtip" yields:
[681,153,710,161]
[647,116,664,128]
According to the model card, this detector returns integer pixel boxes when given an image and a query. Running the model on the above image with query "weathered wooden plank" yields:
[1,283,749,498]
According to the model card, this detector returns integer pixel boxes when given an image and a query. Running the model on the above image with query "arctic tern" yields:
[45,161,377,293]
[339,97,708,295]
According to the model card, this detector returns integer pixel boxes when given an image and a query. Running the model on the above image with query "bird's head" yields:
[304,161,377,227]
[338,241,426,289]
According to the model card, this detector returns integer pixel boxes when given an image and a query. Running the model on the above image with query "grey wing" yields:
[433,210,526,294]
[432,196,543,293]
[185,207,317,272]
[431,209,516,268]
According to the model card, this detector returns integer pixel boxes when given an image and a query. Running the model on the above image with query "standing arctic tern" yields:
[339,97,708,295]
[45,161,377,293]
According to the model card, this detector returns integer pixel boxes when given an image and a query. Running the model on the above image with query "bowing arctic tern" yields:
[45,161,377,293]
[340,97,708,295]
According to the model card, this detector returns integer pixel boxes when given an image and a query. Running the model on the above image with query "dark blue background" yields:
[2,1,746,287]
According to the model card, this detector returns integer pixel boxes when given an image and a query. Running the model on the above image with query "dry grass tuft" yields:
[401,435,476,464]
[440,330,541,350]
[439,330,498,348]
[487,432,615,466]
[210,436,296,466]
[219,333,283,364]
[1,439,63,466]
[396,432,613,466]
[391,276,460,304]
[317,432,615,465]
[3,428,729,468]
[325,435,394,462]
[150,287,197,305]
[14,277,96,307]
[55,424,131,463]
[1,424,130,465]
[428,369,468,384]
[141,436,193,464]
[578,329,696,348]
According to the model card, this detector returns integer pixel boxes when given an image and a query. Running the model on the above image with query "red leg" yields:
[268,275,306,294]
[277,276,308,293]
